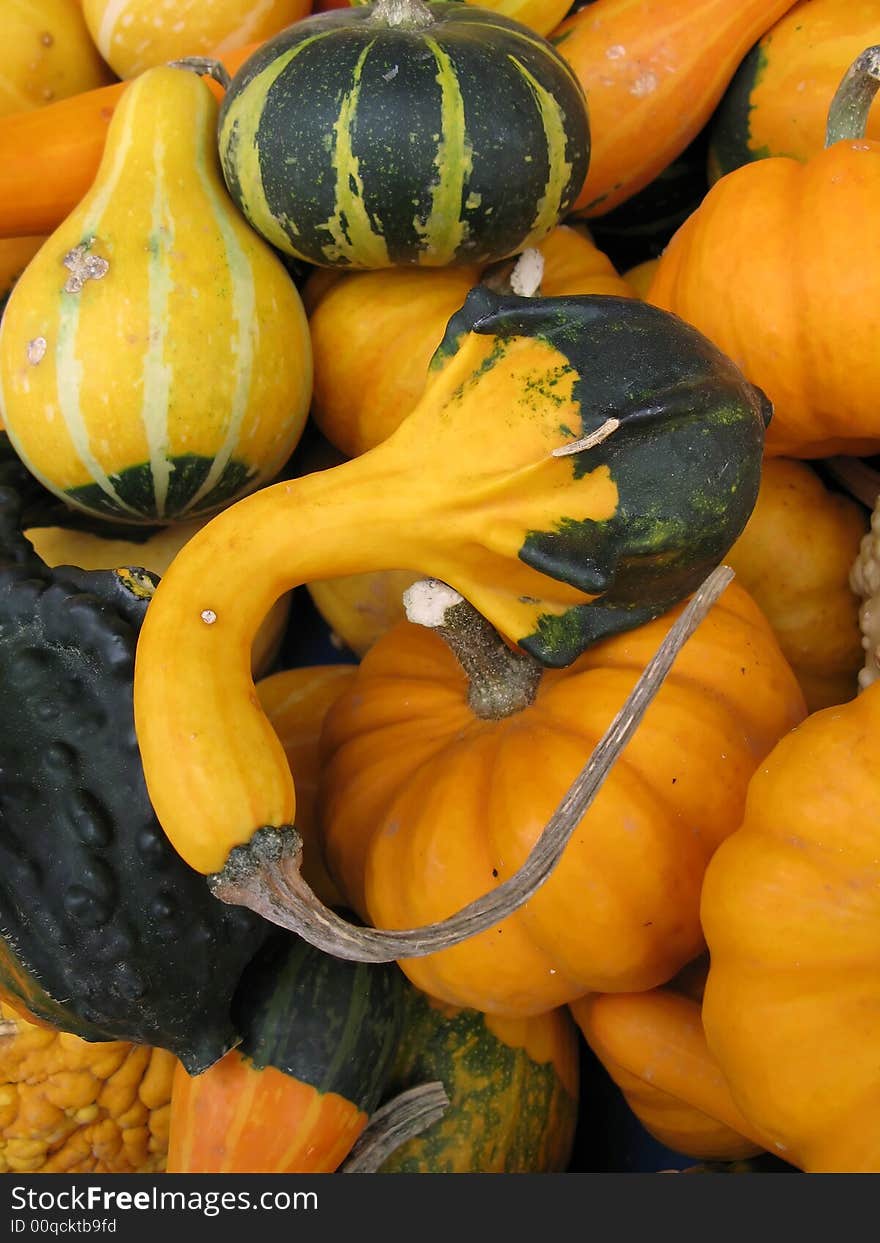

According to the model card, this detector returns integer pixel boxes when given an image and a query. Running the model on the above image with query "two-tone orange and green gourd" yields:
[167,932,403,1173]
[0,64,312,523]
[132,290,775,903]
[708,0,880,180]
[217,0,590,268]
[378,987,578,1173]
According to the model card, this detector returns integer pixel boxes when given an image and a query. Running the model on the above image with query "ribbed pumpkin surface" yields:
[218,3,590,267]
[320,584,806,1014]
[0,1004,175,1174]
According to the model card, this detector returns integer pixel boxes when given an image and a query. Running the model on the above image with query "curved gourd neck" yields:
[133,452,418,876]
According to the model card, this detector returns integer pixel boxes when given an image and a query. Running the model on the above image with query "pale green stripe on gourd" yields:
[413,37,472,263]
[509,55,574,240]
[179,84,257,516]
[321,40,390,268]
[53,91,141,518]
[143,131,174,519]
[218,33,334,256]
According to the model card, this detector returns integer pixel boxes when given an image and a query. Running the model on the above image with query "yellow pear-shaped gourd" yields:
[0,66,312,524]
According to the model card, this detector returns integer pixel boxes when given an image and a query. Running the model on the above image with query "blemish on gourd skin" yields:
[27,338,47,366]
[61,241,110,295]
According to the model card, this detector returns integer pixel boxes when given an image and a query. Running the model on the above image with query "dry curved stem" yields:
[211,564,735,962]
[340,1083,450,1173]
[825,45,880,147]
[167,56,232,90]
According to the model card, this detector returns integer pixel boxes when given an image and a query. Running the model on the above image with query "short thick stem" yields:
[370,0,435,29]
[825,45,880,146]
[340,1083,450,1173]
[167,57,232,90]
[210,565,735,962]
[403,579,542,719]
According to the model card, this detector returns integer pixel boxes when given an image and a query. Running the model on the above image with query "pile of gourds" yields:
[0,0,878,1177]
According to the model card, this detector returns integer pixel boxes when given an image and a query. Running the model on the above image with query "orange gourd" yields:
[571,979,764,1162]
[648,45,880,457]
[319,583,805,1015]
[308,225,633,458]
[701,683,880,1173]
[724,458,866,711]
[550,0,798,217]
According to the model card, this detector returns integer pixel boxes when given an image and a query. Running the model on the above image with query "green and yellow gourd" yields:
[132,285,774,975]
[217,0,590,268]
[378,987,579,1173]
[0,65,312,524]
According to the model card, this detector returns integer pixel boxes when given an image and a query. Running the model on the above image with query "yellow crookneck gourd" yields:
[132,282,774,964]
[0,65,312,524]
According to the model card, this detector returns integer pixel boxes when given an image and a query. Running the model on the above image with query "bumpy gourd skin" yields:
[0,1004,174,1174]
[0,470,268,1072]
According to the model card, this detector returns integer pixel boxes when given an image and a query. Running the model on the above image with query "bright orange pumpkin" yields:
[648,46,880,457]
[551,0,798,217]
[701,683,880,1172]
[319,583,805,1015]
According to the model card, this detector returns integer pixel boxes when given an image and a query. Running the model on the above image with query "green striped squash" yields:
[378,986,580,1173]
[0,66,312,524]
[218,0,590,269]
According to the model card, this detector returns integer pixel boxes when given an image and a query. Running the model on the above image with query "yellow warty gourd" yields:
[0,1005,175,1174]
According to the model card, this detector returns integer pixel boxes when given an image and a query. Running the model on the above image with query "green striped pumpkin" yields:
[218,0,590,269]
[0,66,312,524]
[378,986,580,1173]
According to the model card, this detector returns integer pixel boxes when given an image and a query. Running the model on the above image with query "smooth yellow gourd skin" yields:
[0,67,312,523]
[0,0,114,117]
[0,1004,175,1174]
[82,0,312,79]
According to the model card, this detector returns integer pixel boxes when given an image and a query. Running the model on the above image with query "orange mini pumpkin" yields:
[319,582,805,1016]
[648,45,880,457]
[701,682,880,1173]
